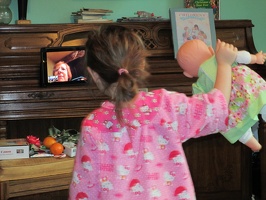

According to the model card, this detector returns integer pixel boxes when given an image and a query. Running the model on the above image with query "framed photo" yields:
[185,0,220,20]
[170,8,216,59]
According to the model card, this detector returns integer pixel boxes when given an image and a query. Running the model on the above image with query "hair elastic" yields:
[118,68,129,75]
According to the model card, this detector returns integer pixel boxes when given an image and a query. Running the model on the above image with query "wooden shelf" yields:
[0,157,74,200]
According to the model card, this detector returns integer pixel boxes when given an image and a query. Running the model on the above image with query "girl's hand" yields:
[215,39,238,67]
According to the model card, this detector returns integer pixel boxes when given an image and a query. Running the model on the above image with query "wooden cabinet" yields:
[0,20,265,200]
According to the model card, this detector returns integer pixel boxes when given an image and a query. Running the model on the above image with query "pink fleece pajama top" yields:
[69,88,228,200]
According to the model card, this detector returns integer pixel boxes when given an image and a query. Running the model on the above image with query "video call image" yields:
[46,50,87,83]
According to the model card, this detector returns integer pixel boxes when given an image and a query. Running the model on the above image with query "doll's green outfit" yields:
[192,55,266,143]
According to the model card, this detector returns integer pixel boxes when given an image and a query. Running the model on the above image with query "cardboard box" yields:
[0,139,29,160]
[63,142,77,157]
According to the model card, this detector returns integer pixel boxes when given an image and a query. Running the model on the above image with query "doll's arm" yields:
[236,50,251,64]
[250,51,266,64]
[236,50,266,65]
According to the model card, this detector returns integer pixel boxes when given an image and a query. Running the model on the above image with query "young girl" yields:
[69,25,236,200]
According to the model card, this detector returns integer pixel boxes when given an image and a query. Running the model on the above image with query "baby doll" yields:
[177,39,266,151]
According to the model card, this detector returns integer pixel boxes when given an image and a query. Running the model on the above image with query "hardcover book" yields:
[185,0,220,20]
[81,8,113,13]
[71,8,113,24]
[169,8,216,59]
[74,19,113,24]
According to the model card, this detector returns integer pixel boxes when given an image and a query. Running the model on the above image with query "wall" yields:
[8,0,266,52]
[220,0,266,52]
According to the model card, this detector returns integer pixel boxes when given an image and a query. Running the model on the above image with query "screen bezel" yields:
[40,46,87,87]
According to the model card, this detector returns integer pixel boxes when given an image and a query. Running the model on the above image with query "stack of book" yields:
[72,8,113,23]
[116,11,169,22]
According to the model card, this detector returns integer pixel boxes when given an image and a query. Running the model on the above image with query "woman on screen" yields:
[53,61,72,82]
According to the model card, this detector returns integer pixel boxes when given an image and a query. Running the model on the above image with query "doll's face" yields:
[177,39,214,78]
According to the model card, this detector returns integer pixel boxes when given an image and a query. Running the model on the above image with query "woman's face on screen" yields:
[53,62,69,82]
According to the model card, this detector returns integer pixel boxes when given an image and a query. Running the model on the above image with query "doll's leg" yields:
[251,121,259,141]
[239,128,262,152]
[260,105,266,122]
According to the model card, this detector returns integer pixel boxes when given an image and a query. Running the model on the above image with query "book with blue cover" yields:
[169,8,216,58]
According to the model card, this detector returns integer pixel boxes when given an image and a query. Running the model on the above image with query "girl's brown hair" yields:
[86,25,150,122]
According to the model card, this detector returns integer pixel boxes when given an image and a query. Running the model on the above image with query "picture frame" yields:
[184,0,220,20]
[169,8,216,59]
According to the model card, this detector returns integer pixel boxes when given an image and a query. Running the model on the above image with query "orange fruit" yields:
[50,142,64,155]
[43,136,57,148]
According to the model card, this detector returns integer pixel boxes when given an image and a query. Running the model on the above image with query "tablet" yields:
[40,46,87,86]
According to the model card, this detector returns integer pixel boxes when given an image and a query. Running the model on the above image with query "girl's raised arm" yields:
[214,39,237,104]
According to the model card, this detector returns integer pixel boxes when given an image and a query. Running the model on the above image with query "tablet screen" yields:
[40,46,87,86]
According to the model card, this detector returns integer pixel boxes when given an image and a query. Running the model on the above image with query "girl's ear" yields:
[208,46,215,55]
[87,67,97,82]
[87,67,106,92]
[87,67,116,99]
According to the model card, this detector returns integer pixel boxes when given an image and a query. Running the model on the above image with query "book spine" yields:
[73,15,104,20]
[82,8,113,13]
[74,19,113,23]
